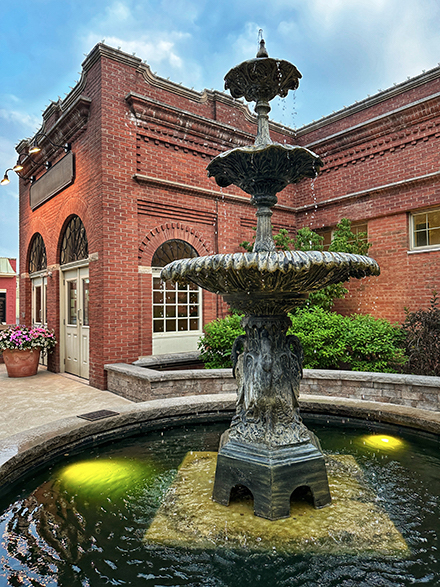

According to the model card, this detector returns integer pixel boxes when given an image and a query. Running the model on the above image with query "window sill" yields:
[408,245,440,254]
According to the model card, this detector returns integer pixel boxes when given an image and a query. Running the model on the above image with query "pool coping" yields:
[0,393,438,497]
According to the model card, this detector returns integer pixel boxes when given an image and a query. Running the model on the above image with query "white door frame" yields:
[31,270,48,365]
[60,259,89,378]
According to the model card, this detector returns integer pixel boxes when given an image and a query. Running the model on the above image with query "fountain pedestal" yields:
[211,313,331,520]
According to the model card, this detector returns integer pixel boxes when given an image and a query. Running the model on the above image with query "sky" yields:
[2,0,440,263]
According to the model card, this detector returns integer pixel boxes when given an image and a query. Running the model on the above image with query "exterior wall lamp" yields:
[28,133,71,154]
[1,132,71,186]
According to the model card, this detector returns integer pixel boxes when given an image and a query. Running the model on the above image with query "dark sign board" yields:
[30,151,75,210]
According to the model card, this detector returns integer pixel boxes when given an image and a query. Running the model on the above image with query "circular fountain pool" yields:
[0,416,438,586]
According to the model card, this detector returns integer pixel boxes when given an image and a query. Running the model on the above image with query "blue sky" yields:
[2,0,440,262]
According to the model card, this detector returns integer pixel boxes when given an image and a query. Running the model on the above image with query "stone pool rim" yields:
[0,390,439,498]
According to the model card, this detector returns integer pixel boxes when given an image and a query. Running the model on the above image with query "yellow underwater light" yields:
[360,434,405,451]
[57,458,152,500]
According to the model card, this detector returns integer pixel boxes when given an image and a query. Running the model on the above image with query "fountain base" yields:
[212,431,331,520]
[145,451,408,555]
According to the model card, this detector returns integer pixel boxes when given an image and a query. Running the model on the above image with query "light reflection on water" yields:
[0,418,439,587]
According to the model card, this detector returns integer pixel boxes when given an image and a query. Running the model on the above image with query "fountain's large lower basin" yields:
[0,414,439,586]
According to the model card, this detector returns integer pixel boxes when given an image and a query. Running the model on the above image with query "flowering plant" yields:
[0,325,57,354]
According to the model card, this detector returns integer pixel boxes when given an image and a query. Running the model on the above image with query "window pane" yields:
[165,291,176,304]
[166,319,176,332]
[178,292,187,304]
[189,292,198,304]
[153,306,164,318]
[428,211,440,229]
[166,306,176,318]
[153,291,164,304]
[189,305,198,317]
[153,277,162,290]
[178,305,187,317]
[415,231,428,247]
[0,293,5,323]
[429,227,440,245]
[68,281,77,325]
[189,282,198,291]
[178,319,187,331]
[35,286,42,323]
[83,278,89,326]
[166,280,175,291]
[414,214,427,231]
[190,318,199,331]
[153,320,164,333]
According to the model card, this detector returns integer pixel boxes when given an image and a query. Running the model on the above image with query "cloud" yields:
[0,107,40,134]
[92,34,188,69]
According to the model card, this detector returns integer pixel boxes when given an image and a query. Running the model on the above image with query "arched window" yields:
[60,216,88,265]
[151,239,201,354]
[152,239,198,267]
[29,233,47,273]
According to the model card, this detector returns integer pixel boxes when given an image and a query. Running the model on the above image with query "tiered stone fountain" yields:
[161,40,380,520]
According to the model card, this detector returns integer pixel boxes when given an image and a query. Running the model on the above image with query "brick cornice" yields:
[16,95,92,174]
[308,92,440,158]
[127,91,254,149]
[297,169,440,214]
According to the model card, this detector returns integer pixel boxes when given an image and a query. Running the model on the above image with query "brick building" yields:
[16,44,440,389]
[0,258,17,325]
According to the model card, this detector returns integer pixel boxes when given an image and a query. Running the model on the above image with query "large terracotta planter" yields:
[2,348,41,378]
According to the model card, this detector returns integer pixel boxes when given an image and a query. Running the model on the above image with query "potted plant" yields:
[0,325,57,377]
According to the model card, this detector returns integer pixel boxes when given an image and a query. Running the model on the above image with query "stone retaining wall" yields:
[105,363,440,413]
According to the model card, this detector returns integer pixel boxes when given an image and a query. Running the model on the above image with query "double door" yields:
[63,266,89,378]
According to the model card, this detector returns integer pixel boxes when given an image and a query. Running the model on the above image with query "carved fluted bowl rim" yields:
[160,251,380,295]
[206,143,323,190]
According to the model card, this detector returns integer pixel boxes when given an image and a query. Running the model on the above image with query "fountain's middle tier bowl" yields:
[161,251,380,314]
[206,143,323,195]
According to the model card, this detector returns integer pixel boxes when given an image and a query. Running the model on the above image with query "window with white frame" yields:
[151,240,202,337]
[411,209,440,250]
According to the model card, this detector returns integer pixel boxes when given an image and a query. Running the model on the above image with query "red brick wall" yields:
[0,259,16,325]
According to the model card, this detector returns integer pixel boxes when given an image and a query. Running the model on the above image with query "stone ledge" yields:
[105,363,440,412]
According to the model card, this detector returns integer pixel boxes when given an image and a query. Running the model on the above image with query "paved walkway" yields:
[0,364,133,440]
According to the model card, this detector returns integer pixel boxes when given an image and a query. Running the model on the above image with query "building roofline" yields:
[296,64,440,136]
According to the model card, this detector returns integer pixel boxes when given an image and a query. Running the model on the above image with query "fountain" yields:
[161,40,380,520]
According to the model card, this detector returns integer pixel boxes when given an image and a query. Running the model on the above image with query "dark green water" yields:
[0,417,439,587]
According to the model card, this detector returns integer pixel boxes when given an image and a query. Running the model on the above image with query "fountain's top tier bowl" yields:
[224,39,302,103]
[161,251,380,314]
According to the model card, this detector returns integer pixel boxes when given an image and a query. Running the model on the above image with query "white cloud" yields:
[0,108,40,133]
[82,29,192,71]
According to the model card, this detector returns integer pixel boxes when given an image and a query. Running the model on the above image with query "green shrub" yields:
[287,307,347,369]
[343,313,406,373]
[198,313,244,369]
[288,308,405,372]
[402,293,440,376]
[199,307,405,373]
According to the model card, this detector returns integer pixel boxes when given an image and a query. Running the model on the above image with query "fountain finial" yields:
[256,39,269,58]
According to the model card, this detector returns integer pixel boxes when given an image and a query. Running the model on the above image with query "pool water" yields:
[0,417,439,587]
